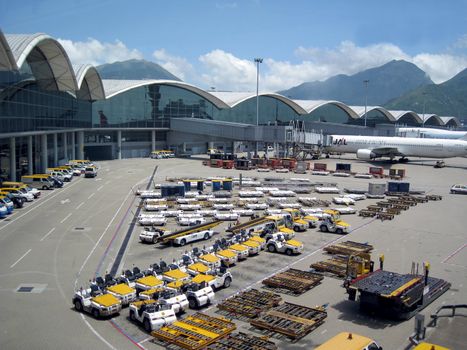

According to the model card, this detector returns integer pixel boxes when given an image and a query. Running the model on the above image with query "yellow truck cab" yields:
[413,343,449,350]
[315,332,382,350]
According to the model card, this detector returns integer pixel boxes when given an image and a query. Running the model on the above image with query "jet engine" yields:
[356,149,376,160]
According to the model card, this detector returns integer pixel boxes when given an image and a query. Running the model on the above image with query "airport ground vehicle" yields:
[191,267,233,290]
[84,166,97,178]
[153,289,189,314]
[266,233,303,255]
[105,283,137,306]
[0,203,7,218]
[450,184,467,194]
[315,332,382,350]
[158,221,221,246]
[1,182,41,198]
[21,174,54,190]
[0,191,23,208]
[46,168,72,182]
[181,283,215,309]
[139,227,169,243]
[129,300,176,332]
[319,210,351,234]
[0,187,34,202]
[413,343,449,350]
[73,286,122,318]
[0,195,14,214]
[173,229,214,246]
[282,209,308,232]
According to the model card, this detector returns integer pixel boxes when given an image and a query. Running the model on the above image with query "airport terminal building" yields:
[0,30,462,181]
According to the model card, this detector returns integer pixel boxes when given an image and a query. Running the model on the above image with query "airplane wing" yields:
[370,147,402,158]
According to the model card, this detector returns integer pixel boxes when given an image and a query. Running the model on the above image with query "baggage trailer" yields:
[151,312,236,350]
[217,289,282,319]
[311,253,373,279]
[262,268,323,295]
[323,241,373,256]
[207,332,277,350]
[250,302,327,341]
[346,269,451,320]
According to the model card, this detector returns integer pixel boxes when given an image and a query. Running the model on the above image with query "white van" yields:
[84,167,97,178]
[46,169,72,182]
[21,175,55,190]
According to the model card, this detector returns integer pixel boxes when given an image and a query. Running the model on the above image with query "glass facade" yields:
[0,49,92,133]
[348,110,393,127]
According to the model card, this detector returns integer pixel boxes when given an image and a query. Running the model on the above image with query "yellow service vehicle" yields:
[106,283,137,306]
[315,332,382,350]
[282,208,308,232]
[319,209,351,234]
[413,343,449,350]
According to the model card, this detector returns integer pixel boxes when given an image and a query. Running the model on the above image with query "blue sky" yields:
[1,0,467,90]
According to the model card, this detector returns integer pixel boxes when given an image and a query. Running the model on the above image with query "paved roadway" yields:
[0,156,465,350]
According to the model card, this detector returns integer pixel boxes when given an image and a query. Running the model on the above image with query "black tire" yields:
[320,225,328,232]
[129,310,136,321]
[336,228,343,234]
[204,233,210,240]
[143,318,151,332]
[42,185,47,190]
[285,248,293,256]
[179,238,186,246]
[188,298,198,309]
[74,299,83,311]
[293,225,300,232]
[267,244,276,253]
[223,277,232,288]
[152,236,158,244]
[92,308,100,318]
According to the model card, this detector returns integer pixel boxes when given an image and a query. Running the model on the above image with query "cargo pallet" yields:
[359,209,376,218]
[207,332,277,350]
[310,256,349,278]
[262,268,323,295]
[426,194,442,201]
[376,212,394,221]
[250,302,327,341]
[217,289,282,319]
[323,241,373,256]
[151,312,236,350]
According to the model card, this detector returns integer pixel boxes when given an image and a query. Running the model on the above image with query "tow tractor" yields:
[135,275,164,291]
[140,288,189,315]
[282,209,308,232]
[73,285,122,318]
[227,243,249,260]
[319,210,351,234]
[191,267,233,290]
[239,239,261,255]
[266,233,303,255]
[186,262,212,276]
[198,253,222,269]
[129,300,176,332]
[162,268,191,283]
[139,227,170,244]
[106,283,137,306]
[181,282,216,309]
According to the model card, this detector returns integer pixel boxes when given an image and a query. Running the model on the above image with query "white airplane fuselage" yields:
[327,135,467,159]
[397,127,467,140]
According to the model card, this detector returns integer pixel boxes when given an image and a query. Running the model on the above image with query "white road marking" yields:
[60,198,70,204]
[88,193,95,199]
[320,329,328,335]
[0,179,83,235]
[95,178,102,181]
[105,180,111,185]
[80,314,118,350]
[40,227,56,241]
[76,202,85,210]
[97,185,104,191]
[10,249,32,268]
[60,213,72,223]
[138,337,151,345]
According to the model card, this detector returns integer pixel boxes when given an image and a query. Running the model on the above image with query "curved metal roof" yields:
[389,110,423,124]
[0,30,16,70]
[102,79,230,109]
[5,33,78,91]
[439,116,462,127]
[422,114,443,125]
[293,100,360,119]
[73,64,105,100]
[209,91,307,114]
[349,106,396,122]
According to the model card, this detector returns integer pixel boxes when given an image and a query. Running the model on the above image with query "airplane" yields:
[397,127,467,140]
[326,135,467,161]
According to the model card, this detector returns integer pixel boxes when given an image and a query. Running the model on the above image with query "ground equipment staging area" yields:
[0,155,465,350]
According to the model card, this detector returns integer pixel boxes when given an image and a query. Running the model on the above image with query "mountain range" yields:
[96,59,465,121]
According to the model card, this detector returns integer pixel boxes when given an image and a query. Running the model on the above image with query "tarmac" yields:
[0,154,465,350]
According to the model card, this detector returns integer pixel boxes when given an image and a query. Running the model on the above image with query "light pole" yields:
[422,92,427,127]
[363,79,369,127]
[254,58,263,156]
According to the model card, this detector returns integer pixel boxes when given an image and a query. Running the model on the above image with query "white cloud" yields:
[413,53,467,83]
[58,38,143,66]
[152,49,194,80]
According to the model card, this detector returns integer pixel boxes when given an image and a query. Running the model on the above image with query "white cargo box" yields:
[331,207,357,215]
[278,202,301,209]
[144,204,169,211]
[179,204,202,211]
[239,191,264,197]
[213,204,234,211]
[311,171,330,176]
[246,203,268,210]
[269,190,296,197]
[315,186,340,193]
[232,209,254,216]
[332,197,355,205]
[215,213,239,221]
[195,210,217,217]
[178,217,206,226]
[176,198,197,203]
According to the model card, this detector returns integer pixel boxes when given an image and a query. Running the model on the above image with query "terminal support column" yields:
[77,131,84,160]
[41,134,48,172]
[53,133,58,166]
[71,132,76,159]
[117,130,122,160]
[151,130,156,151]
[27,135,33,175]
[63,132,68,160]
[9,137,16,181]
